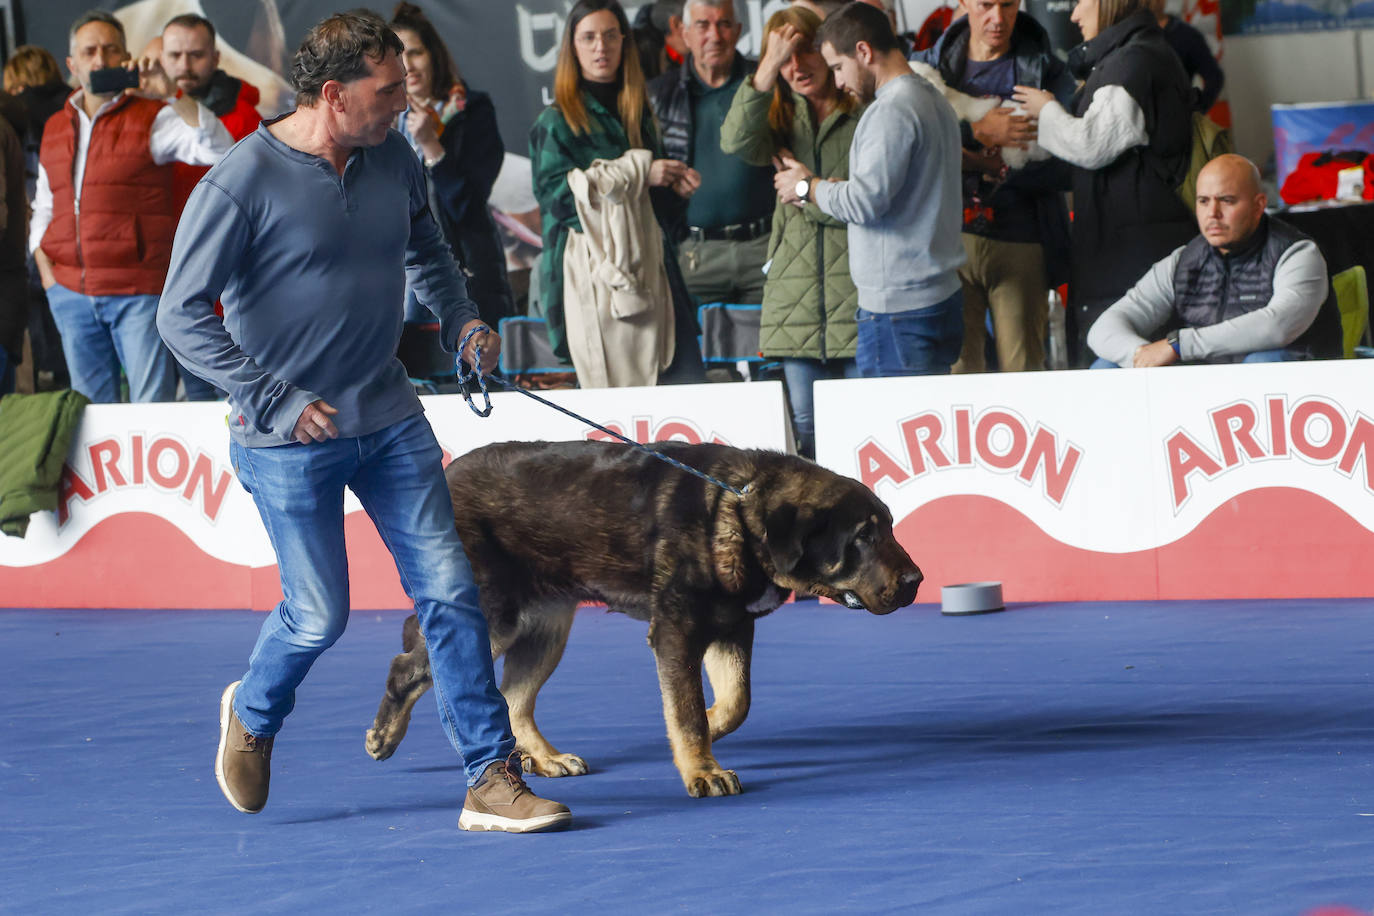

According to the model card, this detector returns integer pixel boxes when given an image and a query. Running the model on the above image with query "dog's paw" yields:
[684,767,742,798]
[522,751,590,778]
[364,726,398,761]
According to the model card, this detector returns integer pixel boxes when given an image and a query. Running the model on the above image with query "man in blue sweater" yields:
[156,11,570,834]
[774,2,965,377]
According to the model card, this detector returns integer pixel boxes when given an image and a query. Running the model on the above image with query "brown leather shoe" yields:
[458,754,572,833]
[215,681,273,814]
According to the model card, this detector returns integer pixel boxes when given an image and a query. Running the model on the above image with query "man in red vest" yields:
[29,10,232,403]
[159,13,262,211]
[158,12,263,400]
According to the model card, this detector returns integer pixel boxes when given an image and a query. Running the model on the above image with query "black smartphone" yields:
[88,66,141,95]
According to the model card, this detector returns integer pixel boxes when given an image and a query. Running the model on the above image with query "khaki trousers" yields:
[952,233,1048,373]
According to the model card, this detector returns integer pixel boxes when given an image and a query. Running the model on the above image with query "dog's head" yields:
[753,469,922,615]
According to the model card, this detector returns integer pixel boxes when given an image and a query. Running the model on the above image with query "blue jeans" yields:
[854,289,964,378]
[781,357,859,459]
[45,284,175,402]
[228,412,514,785]
[1090,348,1304,369]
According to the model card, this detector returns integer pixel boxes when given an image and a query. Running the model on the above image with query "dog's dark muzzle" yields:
[854,567,922,616]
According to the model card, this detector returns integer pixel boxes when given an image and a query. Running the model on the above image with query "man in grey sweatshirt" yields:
[1088,154,1341,367]
[157,12,570,833]
[773,2,966,377]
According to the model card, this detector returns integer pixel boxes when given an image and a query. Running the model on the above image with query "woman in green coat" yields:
[528,0,702,382]
[720,5,862,458]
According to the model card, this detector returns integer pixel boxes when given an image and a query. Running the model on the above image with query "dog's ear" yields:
[765,504,808,576]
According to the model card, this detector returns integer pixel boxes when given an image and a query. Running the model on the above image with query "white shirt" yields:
[29,91,233,255]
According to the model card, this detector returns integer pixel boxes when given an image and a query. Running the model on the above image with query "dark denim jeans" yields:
[854,289,964,378]
[228,412,514,785]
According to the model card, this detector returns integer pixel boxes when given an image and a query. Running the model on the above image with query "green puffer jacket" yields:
[720,81,863,360]
[0,389,89,538]
[529,94,673,362]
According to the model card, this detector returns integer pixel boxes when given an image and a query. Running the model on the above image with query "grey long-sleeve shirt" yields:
[157,118,479,447]
[812,73,965,313]
[1086,238,1328,366]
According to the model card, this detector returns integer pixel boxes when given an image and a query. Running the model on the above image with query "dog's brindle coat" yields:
[365,440,922,797]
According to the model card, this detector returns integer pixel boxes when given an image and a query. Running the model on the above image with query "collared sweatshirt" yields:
[812,73,965,314]
[156,118,478,447]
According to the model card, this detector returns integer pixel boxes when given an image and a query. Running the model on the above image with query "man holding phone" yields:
[29,9,231,404]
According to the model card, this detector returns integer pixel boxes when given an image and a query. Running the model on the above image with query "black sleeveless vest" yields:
[1171,216,1342,360]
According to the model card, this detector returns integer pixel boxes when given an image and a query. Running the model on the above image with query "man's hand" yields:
[971,106,1035,150]
[649,158,701,199]
[1132,340,1180,368]
[293,399,339,444]
[34,249,57,291]
[773,154,814,205]
[132,55,176,100]
[459,318,501,374]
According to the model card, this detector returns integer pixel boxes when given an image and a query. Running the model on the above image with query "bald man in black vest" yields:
[1087,154,1342,368]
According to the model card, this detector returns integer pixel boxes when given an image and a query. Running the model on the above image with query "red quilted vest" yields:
[39,95,177,295]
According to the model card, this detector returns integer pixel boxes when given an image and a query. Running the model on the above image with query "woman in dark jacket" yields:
[390,3,515,328]
[1014,0,1194,366]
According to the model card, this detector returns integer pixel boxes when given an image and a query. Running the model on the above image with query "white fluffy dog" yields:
[908,60,1049,169]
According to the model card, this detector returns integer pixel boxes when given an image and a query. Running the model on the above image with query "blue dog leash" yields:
[454,324,748,498]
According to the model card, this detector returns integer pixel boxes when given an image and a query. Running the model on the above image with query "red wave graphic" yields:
[897,487,1374,602]
[0,511,408,610]
[3,487,1369,608]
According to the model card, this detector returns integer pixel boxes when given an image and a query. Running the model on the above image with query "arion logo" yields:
[857,407,1083,505]
[1166,396,1374,510]
[58,434,233,525]
[585,416,731,446]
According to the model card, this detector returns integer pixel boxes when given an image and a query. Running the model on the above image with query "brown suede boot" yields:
[215,681,273,814]
[458,754,572,833]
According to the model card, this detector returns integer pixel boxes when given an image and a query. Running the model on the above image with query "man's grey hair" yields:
[682,0,740,23]
[69,9,126,52]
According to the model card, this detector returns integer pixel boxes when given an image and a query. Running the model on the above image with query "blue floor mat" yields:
[1,600,1372,914]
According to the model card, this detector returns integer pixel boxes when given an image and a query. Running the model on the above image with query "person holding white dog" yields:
[1012,0,1194,368]
[913,0,1075,373]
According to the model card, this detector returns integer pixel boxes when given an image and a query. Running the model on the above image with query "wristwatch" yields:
[1166,329,1181,357]
[795,178,811,203]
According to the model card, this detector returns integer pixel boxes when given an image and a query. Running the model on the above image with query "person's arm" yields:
[811,102,917,226]
[718,78,780,167]
[427,93,505,229]
[155,179,320,442]
[1183,240,1327,360]
[1171,21,1224,112]
[1086,249,1182,367]
[29,163,56,289]
[1019,84,1148,170]
[402,152,493,368]
[148,101,233,167]
[529,112,585,233]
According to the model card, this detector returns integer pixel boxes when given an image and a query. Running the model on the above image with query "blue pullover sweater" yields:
[157,116,479,447]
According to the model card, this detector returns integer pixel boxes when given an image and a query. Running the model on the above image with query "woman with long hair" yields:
[1013,0,1194,367]
[720,6,861,458]
[529,0,703,386]
[390,3,514,329]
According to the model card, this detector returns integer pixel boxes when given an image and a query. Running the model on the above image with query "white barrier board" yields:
[815,361,1374,601]
[1,382,789,609]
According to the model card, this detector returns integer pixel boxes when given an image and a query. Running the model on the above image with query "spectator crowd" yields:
[0,0,1348,461]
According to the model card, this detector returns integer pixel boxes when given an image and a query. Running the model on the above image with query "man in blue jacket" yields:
[915,0,1075,373]
[156,11,570,834]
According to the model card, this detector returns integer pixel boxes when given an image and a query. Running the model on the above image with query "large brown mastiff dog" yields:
[365,440,922,797]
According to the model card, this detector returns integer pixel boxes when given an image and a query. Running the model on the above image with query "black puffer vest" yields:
[1172,216,1342,360]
